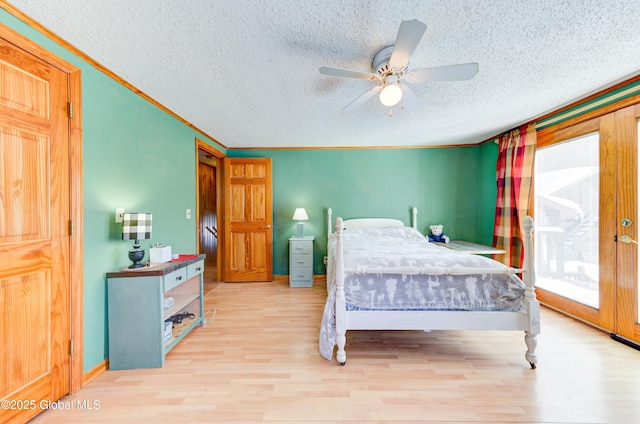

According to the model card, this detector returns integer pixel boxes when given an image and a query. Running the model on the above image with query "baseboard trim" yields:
[83,359,109,386]
[275,275,327,282]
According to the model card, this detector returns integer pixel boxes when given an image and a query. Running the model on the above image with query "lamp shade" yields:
[122,212,153,241]
[292,208,309,221]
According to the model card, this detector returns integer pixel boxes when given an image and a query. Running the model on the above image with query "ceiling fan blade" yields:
[399,84,421,111]
[407,62,479,83]
[389,19,427,69]
[320,66,379,81]
[343,86,382,111]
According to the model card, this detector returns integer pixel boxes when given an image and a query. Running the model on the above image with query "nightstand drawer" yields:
[290,254,312,268]
[290,268,312,282]
[290,240,312,254]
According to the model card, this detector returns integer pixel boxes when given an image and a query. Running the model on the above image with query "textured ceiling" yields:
[7,0,640,148]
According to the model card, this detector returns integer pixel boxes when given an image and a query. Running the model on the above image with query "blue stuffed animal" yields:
[428,224,449,243]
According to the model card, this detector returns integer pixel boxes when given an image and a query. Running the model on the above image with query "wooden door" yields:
[613,104,640,343]
[0,35,71,422]
[223,158,273,282]
[198,160,217,264]
[535,104,640,345]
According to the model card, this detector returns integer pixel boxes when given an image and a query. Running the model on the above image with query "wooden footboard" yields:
[330,211,539,368]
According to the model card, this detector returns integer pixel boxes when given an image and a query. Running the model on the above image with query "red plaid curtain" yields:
[493,123,536,268]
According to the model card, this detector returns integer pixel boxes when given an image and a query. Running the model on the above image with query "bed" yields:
[319,207,540,368]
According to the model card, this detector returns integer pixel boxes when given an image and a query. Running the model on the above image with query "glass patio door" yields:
[535,104,640,345]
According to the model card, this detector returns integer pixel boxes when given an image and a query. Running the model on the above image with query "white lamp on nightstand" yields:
[292,208,309,237]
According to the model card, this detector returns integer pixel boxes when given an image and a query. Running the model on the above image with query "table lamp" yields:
[292,208,309,237]
[122,212,153,268]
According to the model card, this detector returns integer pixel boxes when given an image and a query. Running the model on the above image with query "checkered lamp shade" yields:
[121,213,152,241]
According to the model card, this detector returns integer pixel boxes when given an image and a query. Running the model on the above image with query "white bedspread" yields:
[319,226,526,360]
[335,226,518,275]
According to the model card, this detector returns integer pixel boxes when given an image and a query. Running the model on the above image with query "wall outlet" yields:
[115,208,124,223]
[324,256,328,265]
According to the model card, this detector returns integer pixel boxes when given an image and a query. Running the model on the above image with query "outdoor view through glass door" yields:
[535,133,599,308]
[535,103,640,345]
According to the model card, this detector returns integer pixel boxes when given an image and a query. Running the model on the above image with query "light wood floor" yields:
[32,270,640,423]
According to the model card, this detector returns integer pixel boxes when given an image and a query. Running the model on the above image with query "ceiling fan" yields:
[319,19,479,113]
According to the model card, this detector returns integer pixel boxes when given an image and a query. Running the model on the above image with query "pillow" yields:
[342,226,426,242]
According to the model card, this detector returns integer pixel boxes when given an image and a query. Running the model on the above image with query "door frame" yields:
[196,138,225,282]
[0,23,84,392]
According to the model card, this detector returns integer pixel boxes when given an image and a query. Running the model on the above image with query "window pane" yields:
[535,133,599,308]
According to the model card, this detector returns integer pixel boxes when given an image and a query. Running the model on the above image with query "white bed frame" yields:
[326,207,540,368]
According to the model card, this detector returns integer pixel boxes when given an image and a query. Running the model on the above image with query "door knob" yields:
[619,235,638,244]
[262,225,272,229]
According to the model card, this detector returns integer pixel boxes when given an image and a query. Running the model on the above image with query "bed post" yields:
[334,217,347,365]
[327,208,333,238]
[412,207,418,230]
[522,215,540,369]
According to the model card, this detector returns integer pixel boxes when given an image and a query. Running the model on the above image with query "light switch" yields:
[115,208,124,223]
[186,209,191,219]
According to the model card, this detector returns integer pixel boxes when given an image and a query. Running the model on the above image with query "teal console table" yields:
[106,254,205,370]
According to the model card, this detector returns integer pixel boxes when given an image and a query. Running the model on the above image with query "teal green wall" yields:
[0,11,225,373]
[478,141,499,245]
[230,147,493,276]
[1,11,497,374]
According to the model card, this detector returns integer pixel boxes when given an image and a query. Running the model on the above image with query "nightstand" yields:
[289,236,314,287]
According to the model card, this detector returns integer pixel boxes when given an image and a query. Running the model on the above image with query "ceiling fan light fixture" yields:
[379,84,402,107]
[319,19,478,112]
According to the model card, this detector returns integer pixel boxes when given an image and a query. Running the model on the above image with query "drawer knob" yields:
[176,276,182,281]
[196,267,202,271]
